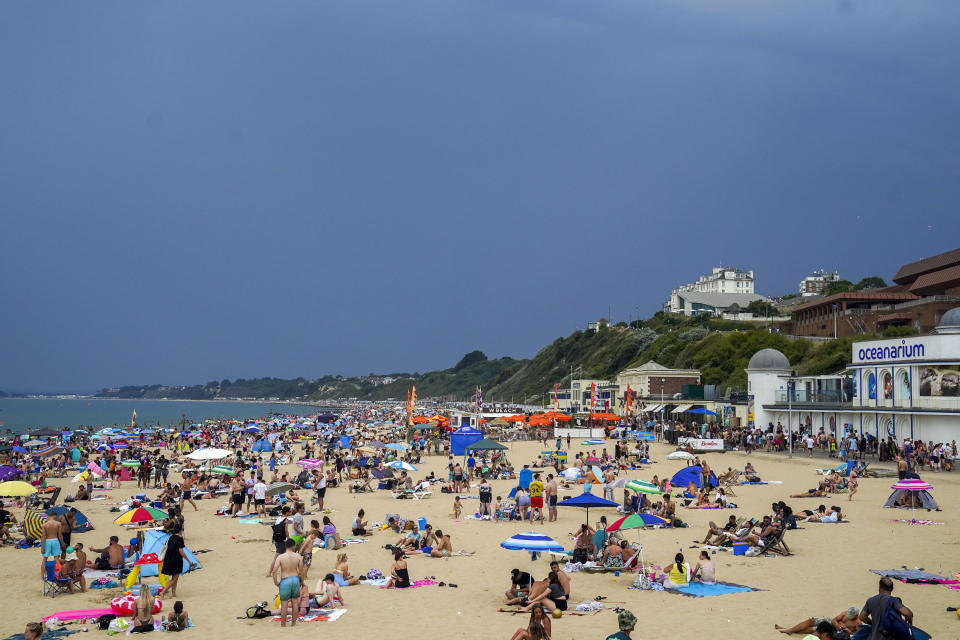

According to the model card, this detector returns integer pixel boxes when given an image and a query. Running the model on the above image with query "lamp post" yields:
[778,374,796,459]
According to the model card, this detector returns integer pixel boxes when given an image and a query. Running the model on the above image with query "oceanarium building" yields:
[748,307,960,444]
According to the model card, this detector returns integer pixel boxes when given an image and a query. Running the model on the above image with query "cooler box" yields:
[418,517,427,531]
[135,494,146,501]
[732,542,748,556]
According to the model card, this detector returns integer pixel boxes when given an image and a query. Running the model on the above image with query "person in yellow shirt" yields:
[528,474,545,524]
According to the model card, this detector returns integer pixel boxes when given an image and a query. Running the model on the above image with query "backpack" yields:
[272,519,287,543]
[246,604,271,619]
[880,596,913,640]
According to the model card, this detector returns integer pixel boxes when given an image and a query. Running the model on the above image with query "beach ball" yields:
[552,609,562,619]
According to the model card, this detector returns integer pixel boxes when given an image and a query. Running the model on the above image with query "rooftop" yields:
[893,247,960,285]
[791,290,919,313]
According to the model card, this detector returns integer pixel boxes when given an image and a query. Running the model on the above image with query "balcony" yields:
[774,390,847,405]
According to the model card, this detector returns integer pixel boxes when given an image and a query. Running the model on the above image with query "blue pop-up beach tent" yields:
[671,465,718,489]
[140,530,201,577]
[252,439,273,452]
[450,425,483,455]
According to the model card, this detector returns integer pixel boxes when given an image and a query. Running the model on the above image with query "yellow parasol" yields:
[0,480,38,497]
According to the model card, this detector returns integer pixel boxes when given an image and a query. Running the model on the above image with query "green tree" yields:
[745,299,776,317]
[454,350,488,370]
[824,280,854,296]
[854,276,887,290]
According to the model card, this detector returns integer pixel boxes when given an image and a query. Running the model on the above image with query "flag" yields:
[475,386,483,414]
[624,385,635,414]
[131,410,137,426]
[554,383,559,410]
[590,382,597,415]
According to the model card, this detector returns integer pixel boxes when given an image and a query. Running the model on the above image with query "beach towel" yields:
[893,519,943,525]
[237,518,263,524]
[870,569,948,583]
[3,630,79,640]
[670,581,754,597]
[272,608,347,623]
[340,538,367,546]
[362,578,439,589]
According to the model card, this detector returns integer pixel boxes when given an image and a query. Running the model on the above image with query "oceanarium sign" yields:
[851,335,956,366]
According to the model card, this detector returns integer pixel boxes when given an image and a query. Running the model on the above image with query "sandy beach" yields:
[3,439,957,638]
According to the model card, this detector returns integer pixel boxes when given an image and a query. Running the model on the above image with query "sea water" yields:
[0,397,323,433]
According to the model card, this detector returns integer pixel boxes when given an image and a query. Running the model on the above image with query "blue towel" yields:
[673,582,753,597]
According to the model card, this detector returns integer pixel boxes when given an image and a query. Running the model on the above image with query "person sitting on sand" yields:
[702,515,740,544]
[351,509,370,536]
[506,568,534,602]
[509,604,552,640]
[164,601,189,631]
[332,552,360,586]
[311,573,346,607]
[727,515,779,548]
[416,529,453,557]
[384,549,410,589]
[519,571,567,613]
[75,484,89,501]
[348,473,372,493]
[692,550,715,585]
[130,586,157,632]
[89,535,124,570]
[775,606,860,636]
[658,553,690,589]
[395,523,421,551]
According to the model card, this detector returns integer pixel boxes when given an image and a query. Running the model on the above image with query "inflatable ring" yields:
[110,594,162,615]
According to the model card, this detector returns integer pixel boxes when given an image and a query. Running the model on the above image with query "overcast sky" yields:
[2,1,959,392]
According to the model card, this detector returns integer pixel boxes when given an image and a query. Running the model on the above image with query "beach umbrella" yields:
[557,492,620,524]
[890,478,934,522]
[96,443,113,452]
[386,460,417,472]
[186,448,231,461]
[12,446,27,454]
[113,506,169,525]
[0,466,22,481]
[582,440,604,446]
[296,459,324,470]
[23,508,47,540]
[35,445,63,457]
[265,482,294,497]
[121,460,141,467]
[501,532,564,577]
[666,451,694,461]
[384,442,408,451]
[71,470,89,483]
[625,479,661,496]
[0,480,37,497]
[23,440,46,447]
[607,513,670,531]
[211,465,236,476]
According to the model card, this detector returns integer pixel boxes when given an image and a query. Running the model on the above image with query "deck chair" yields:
[764,530,792,556]
[42,559,71,597]
[410,488,432,500]
[582,545,641,573]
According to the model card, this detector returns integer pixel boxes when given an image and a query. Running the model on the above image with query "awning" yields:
[645,404,662,412]
[673,404,693,413]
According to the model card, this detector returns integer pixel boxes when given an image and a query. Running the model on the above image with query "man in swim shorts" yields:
[311,574,346,607]
[41,514,63,558]
[545,474,559,522]
[272,539,304,627]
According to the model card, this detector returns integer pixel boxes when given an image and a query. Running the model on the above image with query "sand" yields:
[2,439,958,638]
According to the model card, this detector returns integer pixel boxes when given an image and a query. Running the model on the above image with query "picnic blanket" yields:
[272,608,347,623]
[666,581,754,597]
[870,569,949,583]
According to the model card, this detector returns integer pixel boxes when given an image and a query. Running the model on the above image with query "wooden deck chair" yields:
[764,529,792,556]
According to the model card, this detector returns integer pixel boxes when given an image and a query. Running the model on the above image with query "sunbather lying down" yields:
[775,606,860,635]
[790,489,827,498]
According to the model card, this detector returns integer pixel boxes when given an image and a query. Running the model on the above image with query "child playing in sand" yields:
[494,496,503,520]
[453,496,462,519]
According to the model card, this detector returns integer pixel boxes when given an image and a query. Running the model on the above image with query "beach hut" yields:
[670,465,717,489]
[450,425,484,455]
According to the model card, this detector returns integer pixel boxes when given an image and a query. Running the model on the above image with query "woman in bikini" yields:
[131,588,156,632]
[332,552,360,586]
[509,604,552,640]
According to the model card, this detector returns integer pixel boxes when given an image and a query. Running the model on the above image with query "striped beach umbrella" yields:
[607,512,669,531]
[501,532,564,576]
[891,478,933,491]
[296,459,324,470]
[113,506,168,525]
[121,460,141,467]
[891,478,934,522]
[625,479,661,496]
[23,509,47,540]
[211,465,236,476]
[34,445,63,457]
[386,460,417,472]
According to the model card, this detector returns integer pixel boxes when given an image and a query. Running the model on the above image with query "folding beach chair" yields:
[764,530,792,556]
[42,559,71,597]
[411,488,432,500]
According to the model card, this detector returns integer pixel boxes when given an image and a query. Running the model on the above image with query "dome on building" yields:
[936,307,960,334]
[747,348,791,371]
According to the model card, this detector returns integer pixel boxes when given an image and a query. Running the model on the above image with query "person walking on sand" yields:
[160,524,196,598]
[272,539,304,627]
[180,476,198,512]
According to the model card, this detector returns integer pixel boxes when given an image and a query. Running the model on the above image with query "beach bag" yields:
[246,604,271,619]
[632,572,653,590]
[97,614,117,630]
[272,520,287,543]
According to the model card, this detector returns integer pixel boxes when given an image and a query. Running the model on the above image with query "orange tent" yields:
[503,415,528,423]
[592,412,621,421]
